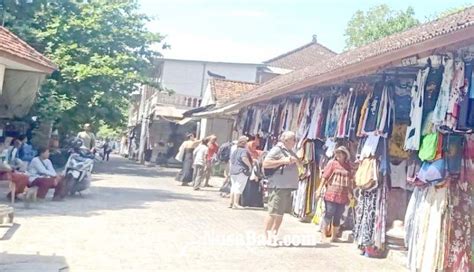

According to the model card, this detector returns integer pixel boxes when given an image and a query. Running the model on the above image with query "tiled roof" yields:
[264,39,337,70]
[210,79,258,106]
[0,27,56,72]
[229,6,474,108]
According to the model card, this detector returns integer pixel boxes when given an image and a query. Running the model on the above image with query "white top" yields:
[27,157,57,183]
[193,145,208,166]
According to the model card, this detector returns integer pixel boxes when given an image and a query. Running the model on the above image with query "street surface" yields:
[1,156,405,271]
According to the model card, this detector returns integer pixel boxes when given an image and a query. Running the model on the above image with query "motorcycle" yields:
[63,140,95,196]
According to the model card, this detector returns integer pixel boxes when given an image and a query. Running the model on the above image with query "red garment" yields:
[1,171,29,196]
[247,139,262,160]
[322,160,353,205]
[207,143,219,161]
[30,176,66,199]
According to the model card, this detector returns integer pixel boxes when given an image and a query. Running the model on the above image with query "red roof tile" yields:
[0,27,56,72]
[210,79,258,106]
[264,39,337,70]
[228,6,474,109]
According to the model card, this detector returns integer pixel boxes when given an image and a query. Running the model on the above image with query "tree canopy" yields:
[2,0,166,134]
[344,5,419,50]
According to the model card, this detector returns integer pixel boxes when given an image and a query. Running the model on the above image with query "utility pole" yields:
[138,85,148,164]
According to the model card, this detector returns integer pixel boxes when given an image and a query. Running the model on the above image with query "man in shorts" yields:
[262,131,300,246]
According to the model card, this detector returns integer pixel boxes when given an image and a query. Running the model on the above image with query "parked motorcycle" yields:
[63,139,95,196]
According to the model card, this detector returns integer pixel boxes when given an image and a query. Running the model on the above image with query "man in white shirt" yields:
[28,147,66,200]
[192,138,209,190]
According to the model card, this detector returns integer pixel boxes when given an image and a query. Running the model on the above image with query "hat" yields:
[237,136,249,146]
[334,146,350,158]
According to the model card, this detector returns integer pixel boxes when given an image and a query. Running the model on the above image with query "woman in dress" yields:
[229,136,252,209]
[317,145,354,242]
[176,133,199,186]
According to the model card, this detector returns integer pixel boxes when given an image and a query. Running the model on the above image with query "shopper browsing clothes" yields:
[317,146,354,243]
[192,138,209,190]
[204,135,218,187]
[262,131,301,246]
[229,136,252,209]
[175,133,199,186]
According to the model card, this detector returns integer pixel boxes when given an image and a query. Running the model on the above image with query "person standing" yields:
[229,136,252,209]
[204,135,218,187]
[317,146,354,243]
[27,147,67,201]
[77,123,96,150]
[175,133,199,186]
[102,138,112,161]
[192,138,210,190]
[262,131,300,246]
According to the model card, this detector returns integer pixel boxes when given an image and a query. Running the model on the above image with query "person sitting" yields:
[27,147,67,201]
[0,137,29,200]
[7,138,28,172]
[17,135,36,162]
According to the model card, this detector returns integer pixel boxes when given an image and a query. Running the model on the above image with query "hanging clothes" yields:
[433,57,454,125]
[364,82,384,133]
[308,97,323,140]
[421,66,444,135]
[405,67,430,151]
[445,61,466,129]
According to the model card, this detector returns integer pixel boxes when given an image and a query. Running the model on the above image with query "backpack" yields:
[217,142,233,162]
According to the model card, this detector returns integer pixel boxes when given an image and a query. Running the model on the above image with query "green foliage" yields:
[2,0,166,134]
[344,4,419,50]
[426,4,472,21]
[97,121,121,139]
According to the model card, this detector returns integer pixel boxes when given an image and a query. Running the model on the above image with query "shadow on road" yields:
[0,252,69,271]
[5,156,209,218]
[93,155,180,177]
[12,186,211,218]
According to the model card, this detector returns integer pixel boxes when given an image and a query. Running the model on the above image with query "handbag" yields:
[416,159,445,185]
[355,158,378,190]
[175,145,184,162]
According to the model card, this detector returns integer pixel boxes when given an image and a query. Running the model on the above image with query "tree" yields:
[344,5,419,50]
[3,0,167,134]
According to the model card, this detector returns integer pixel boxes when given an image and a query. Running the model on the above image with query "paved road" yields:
[1,156,405,271]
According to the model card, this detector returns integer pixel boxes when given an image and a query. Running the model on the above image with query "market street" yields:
[1,156,405,271]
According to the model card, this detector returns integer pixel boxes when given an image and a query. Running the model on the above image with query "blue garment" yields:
[364,82,384,133]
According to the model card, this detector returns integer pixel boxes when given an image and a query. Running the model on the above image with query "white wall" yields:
[161,59,259,97]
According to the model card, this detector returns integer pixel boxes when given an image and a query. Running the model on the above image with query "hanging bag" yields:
[418,133,438,161]
[416,158,446,185]
[355,158,378,190]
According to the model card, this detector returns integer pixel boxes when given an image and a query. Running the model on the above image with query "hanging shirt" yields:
[432,58,454,125]
[405,67,430,151]
[364,82,384,133]
[421,66,444,135]
[446,62,466,129]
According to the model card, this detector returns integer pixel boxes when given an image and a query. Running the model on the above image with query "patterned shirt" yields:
[322,159,353,204]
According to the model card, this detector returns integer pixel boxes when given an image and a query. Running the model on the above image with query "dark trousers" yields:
[103,150,111,161]
[324,200,346,227]
[30,176,66,199]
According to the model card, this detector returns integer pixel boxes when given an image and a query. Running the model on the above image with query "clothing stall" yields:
[232,50,473,270]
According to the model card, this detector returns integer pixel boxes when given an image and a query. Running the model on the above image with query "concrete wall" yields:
[161,60,259,97]
[200,118,234,143]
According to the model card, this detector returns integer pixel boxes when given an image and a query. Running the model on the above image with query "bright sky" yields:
[140,0,471,63]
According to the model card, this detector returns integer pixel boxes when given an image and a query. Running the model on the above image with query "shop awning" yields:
[192,103,238,118]
[218,7,474,112]
[153,104,187,120]
[182,104,216,117]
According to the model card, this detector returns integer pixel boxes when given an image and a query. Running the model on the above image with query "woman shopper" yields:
[175,133,199,186]
[229,136,252,209]
[27,147,67,201]
[317,145,354,242]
